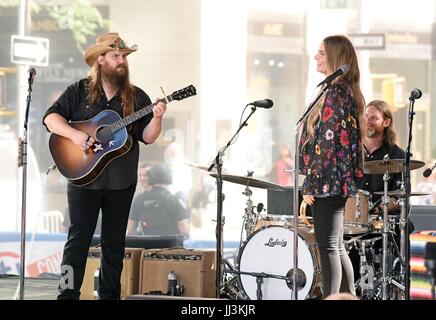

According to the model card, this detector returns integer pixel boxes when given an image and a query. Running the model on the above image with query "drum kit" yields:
[187,157,427,300]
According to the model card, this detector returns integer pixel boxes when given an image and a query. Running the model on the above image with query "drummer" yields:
[359,99,405,216]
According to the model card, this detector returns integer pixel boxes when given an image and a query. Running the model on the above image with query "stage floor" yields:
[0,276,58,300]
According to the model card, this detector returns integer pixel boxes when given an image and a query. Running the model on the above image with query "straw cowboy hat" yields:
[84,32,138,66]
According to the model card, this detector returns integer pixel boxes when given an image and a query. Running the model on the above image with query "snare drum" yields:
[255,214,312,231]
[255,214,291,230]
[344,190,371,235]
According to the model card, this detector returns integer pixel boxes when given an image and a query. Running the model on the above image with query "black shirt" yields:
[43,78,153,190]
[129,186,190,236]
[359,142,406,205]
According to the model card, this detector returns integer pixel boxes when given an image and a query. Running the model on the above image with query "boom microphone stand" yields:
[293,83,329,300]
[402,88,422,300]
[208,103,262,298]
[17,67,36,300]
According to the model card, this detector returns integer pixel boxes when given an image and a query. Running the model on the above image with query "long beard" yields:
[103,64,130,89]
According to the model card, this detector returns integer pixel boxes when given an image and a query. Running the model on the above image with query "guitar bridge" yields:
[93,143,103,152]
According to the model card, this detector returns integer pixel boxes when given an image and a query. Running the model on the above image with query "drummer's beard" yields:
[366,125,384,138]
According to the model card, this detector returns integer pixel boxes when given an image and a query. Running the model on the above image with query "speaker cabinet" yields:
[80,247,143,300]
[139,248,216,298]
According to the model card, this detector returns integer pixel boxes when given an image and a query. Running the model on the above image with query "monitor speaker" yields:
[139,248,216,298]
[80,247,143,300]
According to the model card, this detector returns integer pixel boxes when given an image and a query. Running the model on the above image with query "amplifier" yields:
[139,248,216,298]
[80,247,143,300]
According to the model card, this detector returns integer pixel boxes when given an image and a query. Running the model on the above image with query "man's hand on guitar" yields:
[72,130,95,150]
[152,99,167,120]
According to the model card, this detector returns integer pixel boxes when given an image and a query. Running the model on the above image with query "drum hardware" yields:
[241,185,256,241]
[221,259,245,300]
[363,156,425,299]
[239,182,266,242]
[224,268,293,300]
[381,154,393,300]
[358,238,376,293]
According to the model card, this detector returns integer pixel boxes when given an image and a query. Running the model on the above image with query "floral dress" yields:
[299,81,363,198]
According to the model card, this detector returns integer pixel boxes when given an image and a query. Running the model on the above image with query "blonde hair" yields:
[366,99,396,145]
[305,35,365,144]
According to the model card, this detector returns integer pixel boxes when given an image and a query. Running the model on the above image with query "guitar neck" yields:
[108,96,173,133]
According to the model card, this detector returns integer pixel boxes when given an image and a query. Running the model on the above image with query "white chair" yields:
[40,210,65,233]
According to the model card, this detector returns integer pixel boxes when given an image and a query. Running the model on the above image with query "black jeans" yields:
[57,184,136,300]
[311,196,356,297]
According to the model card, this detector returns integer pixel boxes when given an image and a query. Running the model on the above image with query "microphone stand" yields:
[17,69,35,300]
[208,105,258,298]
[292,83,329,300]
[402,92,418,300]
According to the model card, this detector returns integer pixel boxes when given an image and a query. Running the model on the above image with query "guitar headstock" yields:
[170,85,197,101]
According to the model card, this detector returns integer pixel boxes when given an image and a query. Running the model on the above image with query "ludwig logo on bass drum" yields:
[264,238,287,247]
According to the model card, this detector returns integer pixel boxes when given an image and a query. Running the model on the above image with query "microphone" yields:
[248,99,273,109]
[409,88,422,100]
[423,163,436,177]
[286,268,307,290]
[256,202,264,214]
[28,67,36,86]
[317,64,350,87]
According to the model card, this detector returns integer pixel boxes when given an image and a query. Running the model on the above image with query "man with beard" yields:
[351,100,408,285]
[43,33,167,300]
[360,99,405,215]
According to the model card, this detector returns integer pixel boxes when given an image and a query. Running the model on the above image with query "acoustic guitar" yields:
[49,85,196,186]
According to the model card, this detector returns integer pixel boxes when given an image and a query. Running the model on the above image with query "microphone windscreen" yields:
[340,64,350,74]
[423,168,432,177]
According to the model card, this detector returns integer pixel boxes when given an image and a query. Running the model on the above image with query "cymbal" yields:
[209,173,286,191]
[373,190,430,197]
[184,161,226,173]
[363,159,425,174]
[185,161,210,171]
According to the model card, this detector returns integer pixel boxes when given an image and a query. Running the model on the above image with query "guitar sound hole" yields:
[95,126,112,143]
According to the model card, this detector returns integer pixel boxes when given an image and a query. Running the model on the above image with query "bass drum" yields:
[236,225,322,300]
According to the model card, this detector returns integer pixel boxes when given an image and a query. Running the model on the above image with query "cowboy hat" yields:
[84,32,138,67]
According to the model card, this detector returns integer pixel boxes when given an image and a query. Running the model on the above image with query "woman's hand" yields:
[303,195,315,206]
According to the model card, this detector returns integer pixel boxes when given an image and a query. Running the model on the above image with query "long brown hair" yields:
[305,35,365,143]
[366,99,396,145]
[87,62,135,119]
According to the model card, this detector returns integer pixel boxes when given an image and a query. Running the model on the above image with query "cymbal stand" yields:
[381,155,391,300]
[398,194,407,274]
[240,184,256,243]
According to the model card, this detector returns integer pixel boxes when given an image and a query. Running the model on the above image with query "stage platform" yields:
[0,275,59,300]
